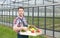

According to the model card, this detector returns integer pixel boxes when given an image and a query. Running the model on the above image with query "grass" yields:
[0,24,46,38]
[0,24,17,38]
[0,16,60,31]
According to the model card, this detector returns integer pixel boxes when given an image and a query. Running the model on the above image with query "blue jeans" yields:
[17,34,28,38]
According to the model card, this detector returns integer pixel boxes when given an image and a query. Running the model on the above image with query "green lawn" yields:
[0,16,60,31]
[0,24,46,38]
[0,24,17,38]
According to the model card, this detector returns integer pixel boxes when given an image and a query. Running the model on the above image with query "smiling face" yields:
[18,7,24,17]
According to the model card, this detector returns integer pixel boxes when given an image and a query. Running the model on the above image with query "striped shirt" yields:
[13,16,28,27]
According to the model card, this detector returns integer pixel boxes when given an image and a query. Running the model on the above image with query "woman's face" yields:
[18,8,24,17]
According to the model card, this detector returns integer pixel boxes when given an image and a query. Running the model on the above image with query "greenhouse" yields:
[0,0,60,38]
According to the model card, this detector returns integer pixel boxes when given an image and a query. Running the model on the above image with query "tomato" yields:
[36,29,41,33]
[31,30,34,33]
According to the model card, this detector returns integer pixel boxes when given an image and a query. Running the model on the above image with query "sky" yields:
[0,0,60,4]
[0,0,60,10]
[0,0,60,16]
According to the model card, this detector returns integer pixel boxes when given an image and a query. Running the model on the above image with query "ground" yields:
[0,24,46,38]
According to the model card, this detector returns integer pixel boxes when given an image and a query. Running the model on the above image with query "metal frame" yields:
[52,5,55,38]
[32,7,34,25]
[44,6,46,35]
